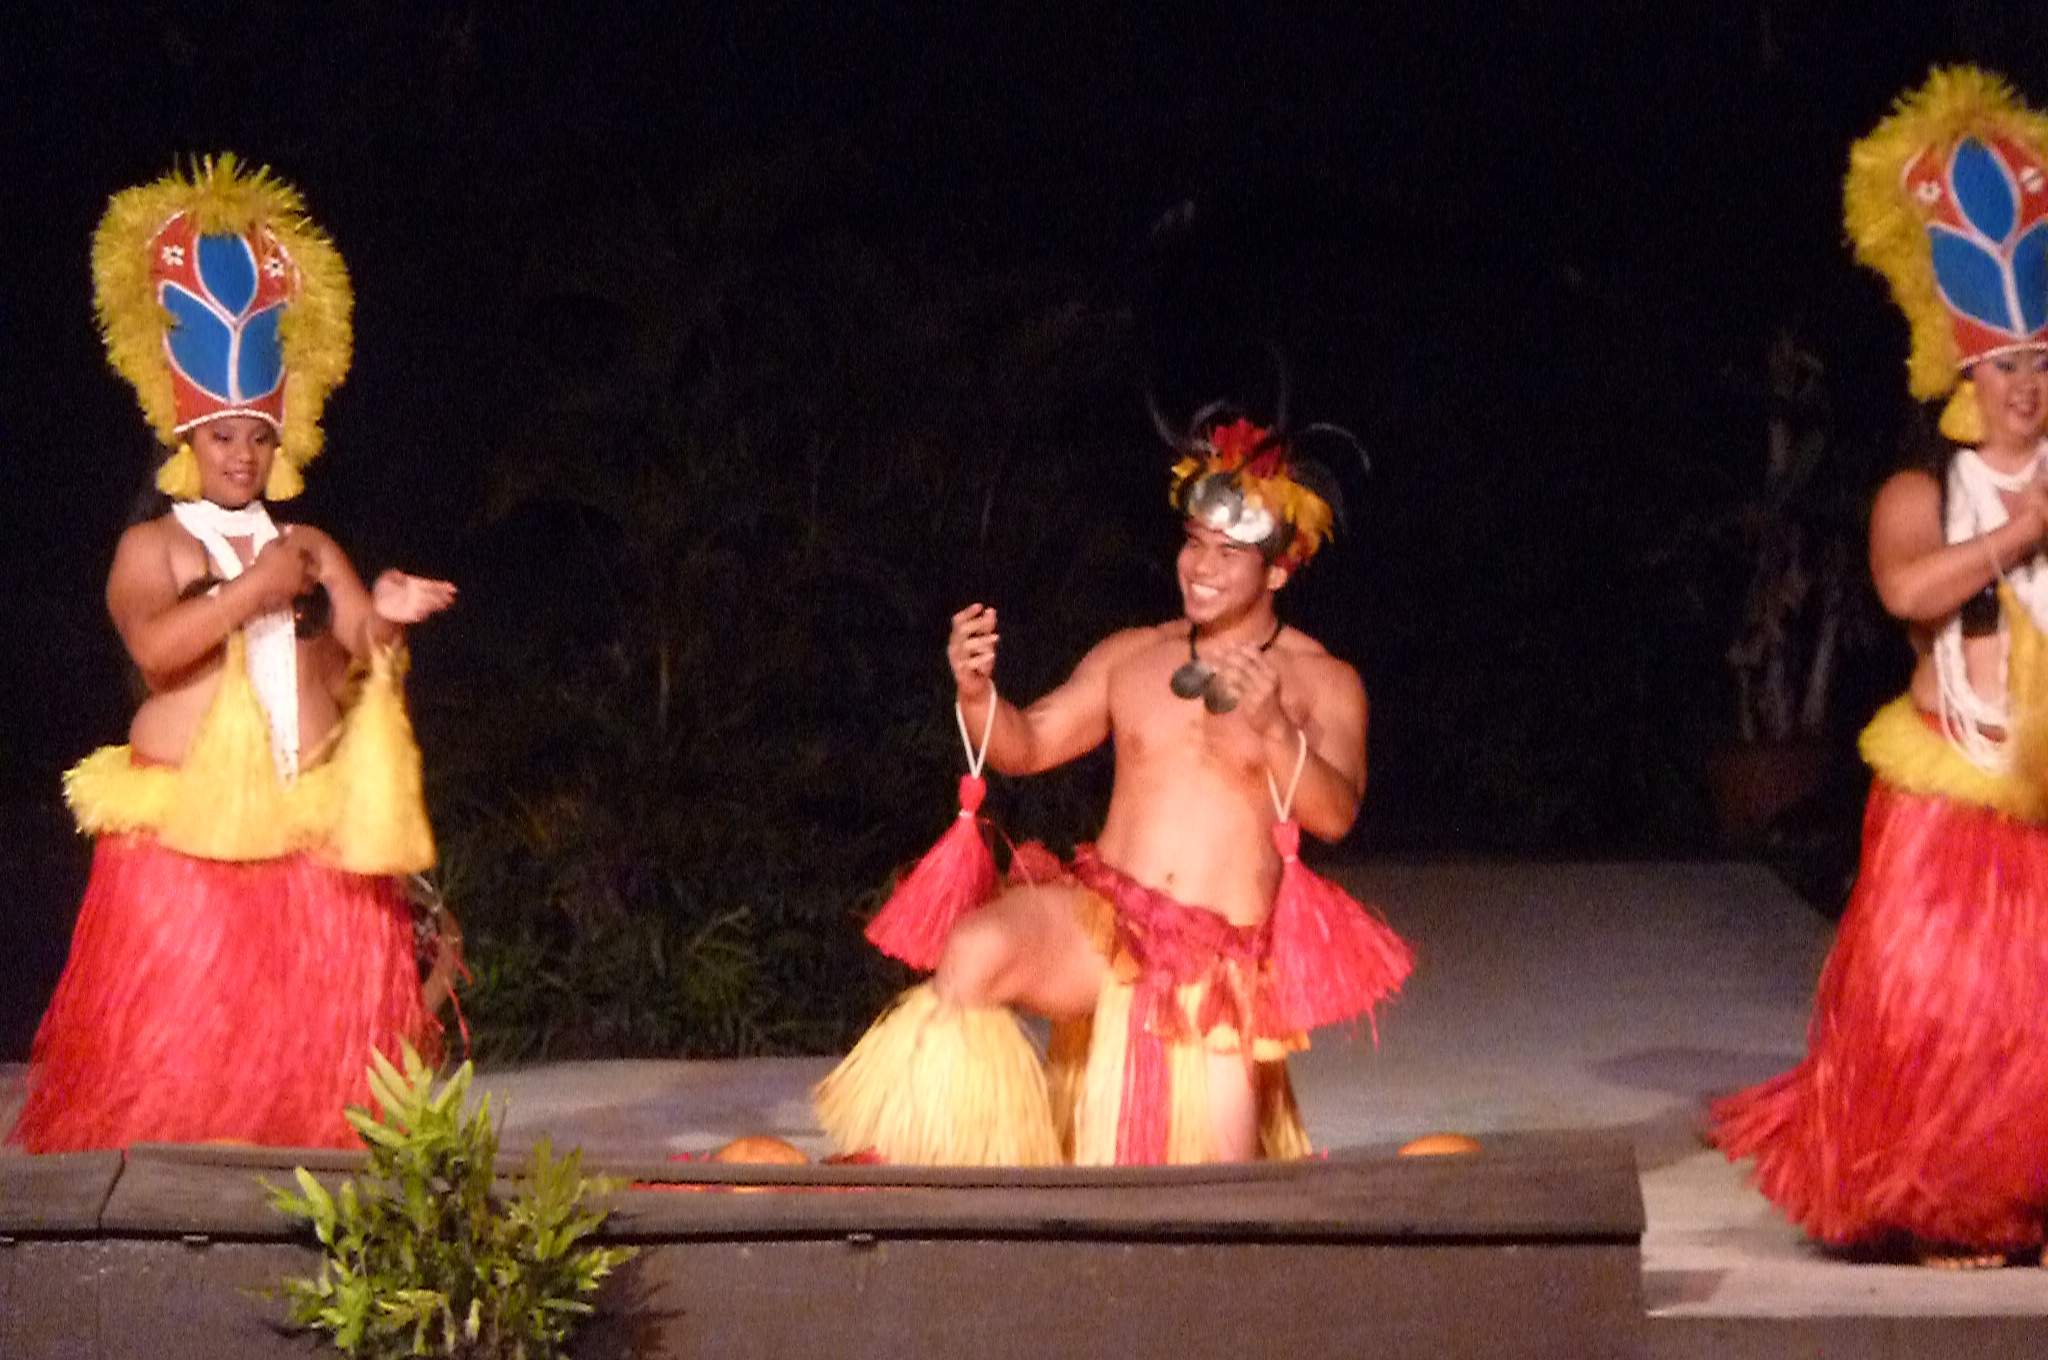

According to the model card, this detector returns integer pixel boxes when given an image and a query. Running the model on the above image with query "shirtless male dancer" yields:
[817,411,1409,1165]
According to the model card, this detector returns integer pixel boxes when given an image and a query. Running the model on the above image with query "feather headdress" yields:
[1845,67,2048,442]
[93,154,351,499]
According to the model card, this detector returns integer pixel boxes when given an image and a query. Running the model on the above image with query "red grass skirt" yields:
[1710,781,2048,1251]
[9,833,431,1152]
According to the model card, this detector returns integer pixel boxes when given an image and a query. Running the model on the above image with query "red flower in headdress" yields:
[1207,418,1287,477]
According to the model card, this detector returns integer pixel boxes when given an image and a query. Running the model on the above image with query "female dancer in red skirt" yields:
[1713,68,2048,1262]
[8,156,456,1152]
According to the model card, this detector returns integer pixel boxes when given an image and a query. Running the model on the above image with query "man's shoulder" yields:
[1275,625,1346,669]
[1087,620,1182,661]
[1277,628,1364,693]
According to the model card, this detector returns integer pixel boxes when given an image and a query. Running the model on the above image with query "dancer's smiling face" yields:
[190,415,278,508]
[1177,521,1287,627]
[1972,346,2048,460]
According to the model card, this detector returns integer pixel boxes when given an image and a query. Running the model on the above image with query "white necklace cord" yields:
[170,499,301,783]
[953,686,998,780]
[1265,727,1310,824]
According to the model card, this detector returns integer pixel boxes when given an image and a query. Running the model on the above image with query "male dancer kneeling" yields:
[817,411,1408,1165]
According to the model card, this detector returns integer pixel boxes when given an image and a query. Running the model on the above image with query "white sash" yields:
[170,499,301,782]
[1934,443,2048,771]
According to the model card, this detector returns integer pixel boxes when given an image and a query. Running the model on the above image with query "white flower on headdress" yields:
[1916,179,1945,205]
[263,255,287,278]
[2025,166,2046,194]
[160,244,186,267]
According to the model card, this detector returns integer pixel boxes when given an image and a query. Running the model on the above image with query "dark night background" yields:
[3,2,2045,1060]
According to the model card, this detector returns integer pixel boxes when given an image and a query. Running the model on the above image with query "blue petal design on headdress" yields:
[161,284,235,399]
[1952,138,2019,244]
[196,233,259,317]
[237,304,286,399]
[2014,219,2048,335]
[1929,225,2018,334]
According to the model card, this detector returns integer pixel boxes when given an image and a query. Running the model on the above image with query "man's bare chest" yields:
[1106,642,1278,769]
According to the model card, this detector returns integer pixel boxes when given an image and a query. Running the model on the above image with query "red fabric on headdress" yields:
[149,212,295,431]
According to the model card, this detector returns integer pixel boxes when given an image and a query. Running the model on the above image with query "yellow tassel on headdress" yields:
[93,153,351,498]
[264,457,305,501]
[154,443,203,500]
[1939,382,1985,444]
[1845,67,2048,402]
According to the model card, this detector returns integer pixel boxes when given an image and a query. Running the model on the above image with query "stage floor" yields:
[9,860,2048,1345]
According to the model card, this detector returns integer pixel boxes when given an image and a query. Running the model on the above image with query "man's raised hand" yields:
[949,603,999,700]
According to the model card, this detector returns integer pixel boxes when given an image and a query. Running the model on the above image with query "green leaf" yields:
[270,1051,635,1359]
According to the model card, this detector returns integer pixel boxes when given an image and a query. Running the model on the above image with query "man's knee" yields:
[932,906,1016,1007]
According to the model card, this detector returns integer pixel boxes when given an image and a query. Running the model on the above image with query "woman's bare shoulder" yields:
[110,514,186,571]
[1873,466,1941,511]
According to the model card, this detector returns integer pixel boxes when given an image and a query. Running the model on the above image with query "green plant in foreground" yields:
[270,1045,638,1358]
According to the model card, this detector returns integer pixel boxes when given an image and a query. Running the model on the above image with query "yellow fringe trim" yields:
[812,984,1062,1166]
[324,645,435,875]
[1860,697,2048,824]
[93,153,352,497]
[1844,67,2048,401]
[64,640,433,870]
[1065,973,1310,1166]
[158,633,295,858]
[1859,584,2048,821]
[1068,976,1139,1166]
[1256,1062,1313,1161]
[1045,1015,1091,1162]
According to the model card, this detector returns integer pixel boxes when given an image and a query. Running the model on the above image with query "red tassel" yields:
[863,774,999,971]
[1266,819,1413,1035]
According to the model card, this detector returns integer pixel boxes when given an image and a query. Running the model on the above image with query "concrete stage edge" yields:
[7,861,2048,1358]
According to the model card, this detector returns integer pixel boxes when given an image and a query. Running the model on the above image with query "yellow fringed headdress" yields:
[93,153,352,500]
[1845,67,2048,442]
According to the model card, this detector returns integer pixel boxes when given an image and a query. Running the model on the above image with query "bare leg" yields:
[1204,1051,1260,1161]
[934,884,1106,1021]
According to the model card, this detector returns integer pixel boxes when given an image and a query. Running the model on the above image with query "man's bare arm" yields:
[1267,662,1367,842]
[1209,640,1367,841]
[949,603,1133,776]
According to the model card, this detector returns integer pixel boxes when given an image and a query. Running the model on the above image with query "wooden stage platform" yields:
[7,861,2048,1357]
[2,1136,1642,1359]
